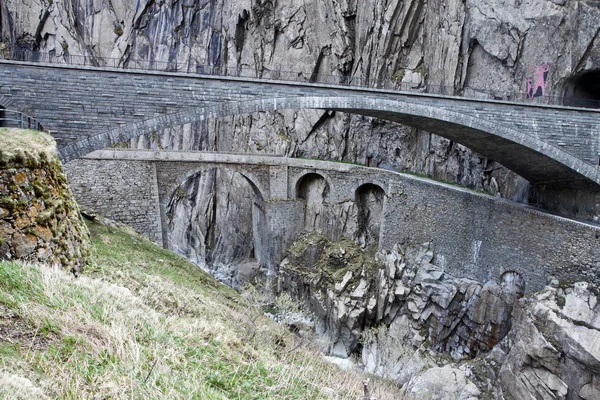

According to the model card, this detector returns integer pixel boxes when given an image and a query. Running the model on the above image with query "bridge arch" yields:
[58,96,600,189]
[168,164,267,204]
[351,179,388,197]
[165,165,269,286]
[292,171,333,201]
[294,172,331,232]
[355,183,386,250]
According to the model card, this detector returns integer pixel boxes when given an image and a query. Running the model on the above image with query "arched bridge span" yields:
[65,149,600,292]
[2,60,600,189]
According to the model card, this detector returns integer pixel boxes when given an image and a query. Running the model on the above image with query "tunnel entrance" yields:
[562,70,600,108]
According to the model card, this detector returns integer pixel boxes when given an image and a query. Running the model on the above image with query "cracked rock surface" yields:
[278,233,600,399]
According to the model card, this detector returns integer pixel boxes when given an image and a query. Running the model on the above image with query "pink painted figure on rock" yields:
[526,63,550,99]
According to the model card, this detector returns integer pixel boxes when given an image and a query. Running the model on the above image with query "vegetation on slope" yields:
[0,218,402,399]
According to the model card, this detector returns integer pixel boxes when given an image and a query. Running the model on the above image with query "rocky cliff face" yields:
[278,232,600,399]
[166,167,262,288]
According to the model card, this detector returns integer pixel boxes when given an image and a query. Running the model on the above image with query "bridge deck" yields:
[2,60,599,189]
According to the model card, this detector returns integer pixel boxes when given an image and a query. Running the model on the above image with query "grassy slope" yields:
[0,219,402,399]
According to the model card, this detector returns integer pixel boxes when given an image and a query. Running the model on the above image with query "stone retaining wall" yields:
[0,129,89,272]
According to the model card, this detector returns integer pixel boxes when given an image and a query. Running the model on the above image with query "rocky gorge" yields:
[1,0,600,398]
[278,233,600,398]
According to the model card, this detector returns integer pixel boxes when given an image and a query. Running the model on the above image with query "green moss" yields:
[32,180,51,198]
[0,196,26,211]
[276,130,292,142]
[113,24,123,37]
[285,232,381,288]
[414,62,428,77]
[391,69,405,84]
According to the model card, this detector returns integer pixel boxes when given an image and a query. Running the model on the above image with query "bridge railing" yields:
[0,109,44,131]
[6,49,600,109]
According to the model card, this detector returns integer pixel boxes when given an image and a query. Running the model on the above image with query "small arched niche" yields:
[295,173,330,231]
[355,183,385,250]
[562,70,600,108]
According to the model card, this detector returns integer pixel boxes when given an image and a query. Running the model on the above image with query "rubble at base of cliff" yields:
[276,232,600,399]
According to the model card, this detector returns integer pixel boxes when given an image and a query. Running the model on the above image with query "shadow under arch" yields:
[354,183,386,250]
[294,172,330,232]
[164,166,269,286]
[294,172,331,201]
[59,96,600,189]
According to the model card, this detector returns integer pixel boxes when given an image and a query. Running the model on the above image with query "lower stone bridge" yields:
[66,149,600,292]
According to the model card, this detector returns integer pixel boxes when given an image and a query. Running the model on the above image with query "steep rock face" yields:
[0,129,90,273]
[499,281,600,399]
[278,234,523,364]
[166,167,263,288]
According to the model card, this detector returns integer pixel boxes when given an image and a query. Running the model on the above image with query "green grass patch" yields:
[0,219,403,399]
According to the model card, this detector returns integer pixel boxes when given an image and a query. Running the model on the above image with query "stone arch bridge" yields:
[1,60,600,190]
[66,149,600,292]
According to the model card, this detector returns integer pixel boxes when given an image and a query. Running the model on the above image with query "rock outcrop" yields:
[278,233,522,362]
[499,281,600,399]
[277,232,600,398]
[0,129,90,273]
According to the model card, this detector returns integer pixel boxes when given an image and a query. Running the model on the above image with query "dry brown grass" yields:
[0,128,57,164]
[0,219,405,399]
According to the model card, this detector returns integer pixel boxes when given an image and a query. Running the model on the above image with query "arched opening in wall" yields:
[562,70,600,108]
[295,173,330,232]
[355,183,385,251]
[166,167,266,288]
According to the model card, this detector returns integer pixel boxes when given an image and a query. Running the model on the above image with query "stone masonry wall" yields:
[381,178,600,291]
[68,152,600,291]
[64,159,162,243]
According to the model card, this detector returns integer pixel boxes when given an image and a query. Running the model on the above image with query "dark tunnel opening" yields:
[562,70,600,108]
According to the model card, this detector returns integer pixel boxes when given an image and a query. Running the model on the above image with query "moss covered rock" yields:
[0,128,90,273]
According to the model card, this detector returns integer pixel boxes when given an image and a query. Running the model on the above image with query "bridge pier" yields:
[263,200,305,270]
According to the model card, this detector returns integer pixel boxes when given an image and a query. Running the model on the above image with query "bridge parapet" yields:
[7,50,600,108]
